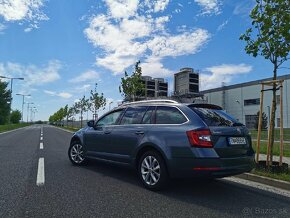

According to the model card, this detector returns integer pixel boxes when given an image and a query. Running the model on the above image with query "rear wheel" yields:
[138,150,168,191]
[68,141,87,165]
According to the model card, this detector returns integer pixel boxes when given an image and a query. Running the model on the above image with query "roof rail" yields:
[121,99,179,106]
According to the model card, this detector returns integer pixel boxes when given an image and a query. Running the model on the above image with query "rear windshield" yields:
[189,107,243,127]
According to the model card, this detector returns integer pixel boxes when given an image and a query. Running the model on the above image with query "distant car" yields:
[68,100,255,190]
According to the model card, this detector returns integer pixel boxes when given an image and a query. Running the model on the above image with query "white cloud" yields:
[105,0,139,19]
[0,0,48,31]
[148,29,210,58]
[143,0,170,13]
[0,60,61,93]
[44,90,72,99]
[194,0,221,15]
[69,70,99,83]
[217,20,228,31]
[141,57,172,77]
[84,1,210,77]
[200,64,252,90]
[233,1,255,18]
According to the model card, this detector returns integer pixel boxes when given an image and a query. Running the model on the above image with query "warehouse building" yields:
[200,74,290,129]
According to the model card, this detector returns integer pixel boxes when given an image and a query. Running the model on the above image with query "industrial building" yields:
[174,68,200,97]
[141,76,168,98]
[200,74,290,129]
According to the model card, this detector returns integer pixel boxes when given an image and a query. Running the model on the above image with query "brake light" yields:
[186,129,213,148]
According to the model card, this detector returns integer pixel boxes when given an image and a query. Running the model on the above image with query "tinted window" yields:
[244,98,260,106]
[141,107,155,124]
[155,106,187,124]
[97,110,124,126]
[191,107,242,127]
[120,107,147,125]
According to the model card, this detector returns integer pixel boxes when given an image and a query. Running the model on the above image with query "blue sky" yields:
[0,0,288,121]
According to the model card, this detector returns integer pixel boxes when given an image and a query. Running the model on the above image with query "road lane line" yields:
[36,158,45,186]
[40,142,43,149]
[40,136,43,140]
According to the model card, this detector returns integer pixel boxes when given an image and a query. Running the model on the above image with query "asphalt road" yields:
[0,125,289,218]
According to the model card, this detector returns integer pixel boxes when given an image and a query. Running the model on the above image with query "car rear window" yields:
[189,107,242,127]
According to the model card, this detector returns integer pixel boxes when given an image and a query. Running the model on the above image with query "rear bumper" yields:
[167,155,255,178]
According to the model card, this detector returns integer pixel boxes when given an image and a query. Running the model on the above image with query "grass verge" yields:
[251,168,290,183]
[0,123,31,133]
[56,126,80,132]
[250,129,290,141]
[252,141,290,157]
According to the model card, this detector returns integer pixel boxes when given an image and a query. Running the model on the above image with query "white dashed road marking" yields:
[36,158,45,186]
[40,142,43,150]
[40,136,43,141]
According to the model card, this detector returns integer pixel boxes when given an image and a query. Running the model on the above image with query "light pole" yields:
[16,93,31,123]
[109,101,113,110]
[0,76,24,123]
[30,107,37,122]
[26,102,34,123]
[236,100,244,123]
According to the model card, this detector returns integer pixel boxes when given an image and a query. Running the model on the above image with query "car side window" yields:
[120,107,147,125]
[96,109,124,126]
[141,106,155,124]
[155,106,187,124]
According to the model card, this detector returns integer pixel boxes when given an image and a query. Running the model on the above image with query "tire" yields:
[138,150,168,191]
[68,141,87,165]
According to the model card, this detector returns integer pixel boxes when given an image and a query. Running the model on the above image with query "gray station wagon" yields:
[68,100,255,190]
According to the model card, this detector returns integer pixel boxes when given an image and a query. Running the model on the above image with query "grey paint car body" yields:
[70,102,255,178]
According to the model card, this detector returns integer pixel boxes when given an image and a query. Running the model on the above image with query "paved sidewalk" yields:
[258,154,290,165]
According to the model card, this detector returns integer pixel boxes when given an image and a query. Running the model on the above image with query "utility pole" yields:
[26,102,34,123]
[16,94,31,123]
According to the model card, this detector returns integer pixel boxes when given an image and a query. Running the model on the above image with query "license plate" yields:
[228,137,246,145]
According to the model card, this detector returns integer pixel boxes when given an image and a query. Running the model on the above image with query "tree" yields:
[75,96,89,128]
[10,110,22,124]
[88,83,106,120]
[254,111,268,130]
[0,80,11,125]
[240,0,289,164]
[119,60,144,102]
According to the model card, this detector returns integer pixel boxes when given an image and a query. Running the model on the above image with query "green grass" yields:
[57,125,80,132]
[252,141,290,157]
[251,168,290,183]
[250,128,290,141]
[0,123,31,133]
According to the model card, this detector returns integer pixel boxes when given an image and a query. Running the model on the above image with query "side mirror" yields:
[87,120,95,128]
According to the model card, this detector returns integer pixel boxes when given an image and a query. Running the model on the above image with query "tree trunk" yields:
[269,64,278,166]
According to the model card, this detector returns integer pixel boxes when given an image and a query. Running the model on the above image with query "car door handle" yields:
[104,131,111,134]
[135,131,144,135]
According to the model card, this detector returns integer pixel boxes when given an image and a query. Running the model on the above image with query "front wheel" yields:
[68,141,87,165]
[138,151,168,191]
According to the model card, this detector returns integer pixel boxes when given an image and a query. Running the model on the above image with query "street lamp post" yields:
[109,101,113,111]
[16,94,31,123]
[26,102,34,123]
[0,76,24,123]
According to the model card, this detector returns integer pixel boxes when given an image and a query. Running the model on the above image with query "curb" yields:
[235,173,290,191]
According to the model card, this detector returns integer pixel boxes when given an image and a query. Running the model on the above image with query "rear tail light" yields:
[186,129,213,148]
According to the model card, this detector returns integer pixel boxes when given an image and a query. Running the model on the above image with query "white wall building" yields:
[201,74,290,129]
